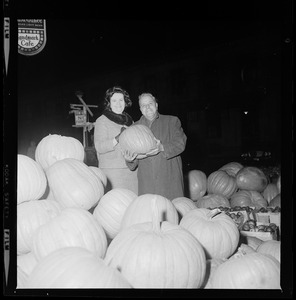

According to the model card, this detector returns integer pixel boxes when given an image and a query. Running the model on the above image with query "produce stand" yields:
[216,206,280,241]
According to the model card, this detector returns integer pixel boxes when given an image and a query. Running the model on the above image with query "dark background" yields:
[4,0,293,175]
[3,0,294,296]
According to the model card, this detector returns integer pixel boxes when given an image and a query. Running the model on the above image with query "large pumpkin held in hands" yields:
[35,134,85,170]
[118,124,156,154]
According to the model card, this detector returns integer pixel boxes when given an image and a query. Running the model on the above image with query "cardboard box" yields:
[255,212,281,233]
[240,230,277,242]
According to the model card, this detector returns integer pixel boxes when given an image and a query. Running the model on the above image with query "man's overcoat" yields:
[128,113,187,200]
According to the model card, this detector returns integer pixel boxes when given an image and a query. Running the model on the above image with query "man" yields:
[123,93,187,200]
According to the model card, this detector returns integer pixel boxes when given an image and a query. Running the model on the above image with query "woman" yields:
[94,86,138,194]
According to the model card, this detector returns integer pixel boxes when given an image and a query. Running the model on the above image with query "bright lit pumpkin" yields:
[46,158,104,210]
[17,252,38,277]
[35,134,85,170]
[17,266,29,288]
[26,247,132,288]
[17,154,47,204]
[211,252,280,289]
[195,193,230,209]
[120,194,179,230]
[256,240,281,263]
[230,189,268,209]
[172,196,197,220]
[262,183,279,204]
[104,198,206,288]
[31,207,107,261]
[236,166,268,192]
[180,208,239,259]
[187,170,207,200]
[219,161,243,177]
[93,188,138,240]
[89,166,107,187]
[17,199,63,255]
[201,258,226,289]
[207,170,237,198]
[118,124,156,154]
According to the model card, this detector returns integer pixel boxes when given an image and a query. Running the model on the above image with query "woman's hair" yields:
[104,86,132,110]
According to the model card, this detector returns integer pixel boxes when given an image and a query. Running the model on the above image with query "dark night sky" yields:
[17,19,267,95]
[4,0,293,156]
[13,0,290,95]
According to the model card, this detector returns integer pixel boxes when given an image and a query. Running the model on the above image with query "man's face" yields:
[139,95,158,121]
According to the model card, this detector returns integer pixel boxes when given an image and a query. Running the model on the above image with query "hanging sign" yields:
[18,19,47,56]
[74,110,87,126]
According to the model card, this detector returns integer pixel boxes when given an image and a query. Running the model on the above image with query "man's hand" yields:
[146,138,164,156]
[122,149,138,162]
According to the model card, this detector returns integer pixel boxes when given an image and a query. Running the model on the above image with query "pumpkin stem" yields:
[151,196,161,233]
[209,208,222,219]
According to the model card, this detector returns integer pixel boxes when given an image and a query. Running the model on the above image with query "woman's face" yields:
[110,92,125,114]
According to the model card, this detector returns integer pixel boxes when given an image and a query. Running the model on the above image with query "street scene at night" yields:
[3,0,293,295]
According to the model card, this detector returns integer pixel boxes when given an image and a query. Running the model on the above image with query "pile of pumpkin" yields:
[17,134,281,289]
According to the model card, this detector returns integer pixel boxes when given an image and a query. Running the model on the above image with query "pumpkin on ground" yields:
[93,188,138,240]
[31,207,107,261]
[17,252,38,276]
[35,134,85,171]
[262,183,279,204]
[89,166,107,187]
[180,208,239,259]
[218,161,243,177]
[195,193,230,209]
[207,170,237,199]
[270,194,281,208]
[211,252,280,289]
[118,124,156,154]
[201,258,227,289]
[104,198,206,288]
[257,240,281,263]
[17,199,63,255]
[172,196,197,220]
[236,166,268,192]
[46,158,104,210]
[17,154,47,204]
[187,170,207,201]
[26,247,132,288]
[230,189,268,209]
[120,194,179,230]
[17,266,29,288]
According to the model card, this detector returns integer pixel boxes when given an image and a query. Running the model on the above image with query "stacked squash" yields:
[17,135,281,289]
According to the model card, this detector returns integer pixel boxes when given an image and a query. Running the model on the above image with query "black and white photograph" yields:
[3,0,293,297]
